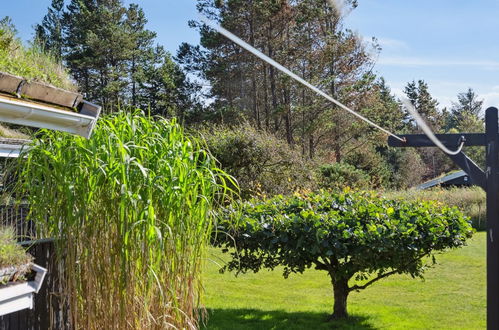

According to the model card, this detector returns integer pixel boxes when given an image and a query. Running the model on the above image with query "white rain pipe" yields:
[0,96,100,139]
[0,143,29,158]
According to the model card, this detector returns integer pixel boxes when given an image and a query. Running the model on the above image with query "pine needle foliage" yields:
[11,111,232,329]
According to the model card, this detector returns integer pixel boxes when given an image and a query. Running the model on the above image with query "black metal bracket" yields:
[388,134,486,190]
[388,106,499,329]
[388,133,487,148]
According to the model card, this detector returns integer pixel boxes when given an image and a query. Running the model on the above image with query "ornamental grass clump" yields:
[11,111,232,329]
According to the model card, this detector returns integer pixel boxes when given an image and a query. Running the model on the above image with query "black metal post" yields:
[486,107,499,329]
[388,107,499,328]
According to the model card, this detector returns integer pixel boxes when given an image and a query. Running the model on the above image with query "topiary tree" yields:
[215,190,474,320]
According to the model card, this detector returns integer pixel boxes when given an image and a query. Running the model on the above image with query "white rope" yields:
[200,15,406,143]
[401,98,465,155]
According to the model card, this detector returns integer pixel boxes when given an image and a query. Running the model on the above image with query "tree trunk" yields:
[249,12,260,129]
[284,87,293,145]
[330,276,349,320]
[131,57,137,107]
[309,134,315,159]
[263,63,270,130]
[267,23,279,132]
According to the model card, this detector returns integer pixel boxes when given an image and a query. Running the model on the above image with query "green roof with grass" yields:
[0,19,79,139]
[0,19,76,91]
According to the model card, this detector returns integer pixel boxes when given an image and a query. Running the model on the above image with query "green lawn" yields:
[202,232,486,329]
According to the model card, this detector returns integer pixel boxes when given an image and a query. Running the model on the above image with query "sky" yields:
[3,0,499,110]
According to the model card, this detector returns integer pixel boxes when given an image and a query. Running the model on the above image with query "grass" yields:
[386,187,486,230]
[0,22,76,91]
[202,232,486,329]
[0,226,32,269]
[11,112,233,329]
[0,124,29,139]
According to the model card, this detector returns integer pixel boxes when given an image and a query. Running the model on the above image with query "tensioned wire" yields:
[200,15,466,155]
[401,99,465,155]
[200,15,405,142]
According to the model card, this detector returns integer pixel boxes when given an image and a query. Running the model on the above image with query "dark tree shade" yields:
[35,0,64,58]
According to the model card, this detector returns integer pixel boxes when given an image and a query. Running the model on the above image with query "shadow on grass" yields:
[202,308,376,330]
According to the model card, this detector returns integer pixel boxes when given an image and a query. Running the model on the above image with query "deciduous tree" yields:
[215,191,473,319]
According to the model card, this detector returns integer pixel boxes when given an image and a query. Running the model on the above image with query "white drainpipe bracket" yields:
[0,263,48,316]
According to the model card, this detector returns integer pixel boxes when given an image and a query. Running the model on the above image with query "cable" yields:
[401,98,465,155]
[199,15,406,143]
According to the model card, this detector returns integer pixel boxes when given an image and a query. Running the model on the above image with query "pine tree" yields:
[64,0,133,111]
[404,80,441,131]
[124,4,157,107]
[403,79,452,179]
[35,0,193,115]
[187,0,385,162]
[451,88,483,124]
[35,0,64,58]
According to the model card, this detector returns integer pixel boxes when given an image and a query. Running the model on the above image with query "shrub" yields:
[318,162,370,190]
[215,190,474,320]
[379,148,427,189]
[343,147,391,188]
[386,187,486,230]
[11,111,232,329]
[199,123,316,199]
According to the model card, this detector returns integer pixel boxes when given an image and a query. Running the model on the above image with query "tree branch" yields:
[348,269,399,292]
[348,253,429,292]
[314,259,329,271]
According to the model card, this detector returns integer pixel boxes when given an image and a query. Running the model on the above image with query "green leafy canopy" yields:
[215,190,474,282]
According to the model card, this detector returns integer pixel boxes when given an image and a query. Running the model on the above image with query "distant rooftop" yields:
[416,170,473,190]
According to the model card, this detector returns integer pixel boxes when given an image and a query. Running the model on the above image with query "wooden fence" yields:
[0,205,33,241]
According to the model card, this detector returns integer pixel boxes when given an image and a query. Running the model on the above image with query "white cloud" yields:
[481,89,499,109]
[378,56,499,71]
[377,38,409,51]
[327,0,346,16]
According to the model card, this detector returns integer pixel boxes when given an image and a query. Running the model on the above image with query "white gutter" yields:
[0,96,101,139]
[0,143,29,158]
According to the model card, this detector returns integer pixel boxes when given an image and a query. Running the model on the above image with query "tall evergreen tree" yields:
[34,0,64,58]
[404,80,441,130]
[35,0,193,116]
[451,88,483,124]
[124,4,156,107]
[63,0,132,111]
[403,79,452,179]
[184,0,393,162]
